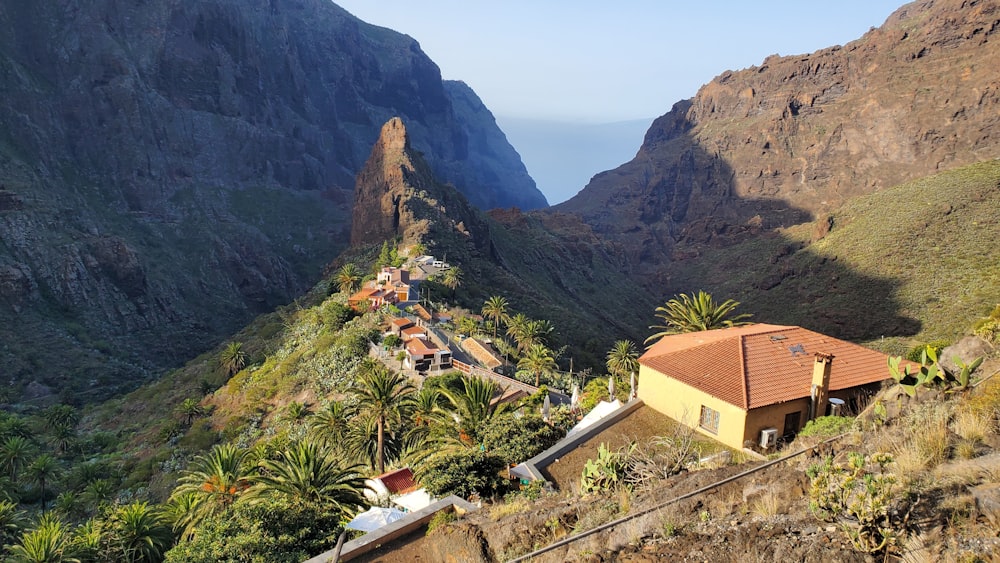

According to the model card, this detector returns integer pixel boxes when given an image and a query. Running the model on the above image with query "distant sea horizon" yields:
[496,116,653,206]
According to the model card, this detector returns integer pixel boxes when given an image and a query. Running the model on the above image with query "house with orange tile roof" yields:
[400,325,427,341]
[377,267,413,302]
[405,336,452,372]
[389,317,415,336]
[461,337,503,370]
[638,324,909,450]
[347,286,389,311]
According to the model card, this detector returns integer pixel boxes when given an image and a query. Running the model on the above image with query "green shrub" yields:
[480,413,564,466]
[419,450,508,499]
[798,416,856,437]
[905,341,949,363]
[425,509,457,535]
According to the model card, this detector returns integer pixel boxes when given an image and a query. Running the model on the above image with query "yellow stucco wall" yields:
[637,365,748,449]
[742,399,810,446]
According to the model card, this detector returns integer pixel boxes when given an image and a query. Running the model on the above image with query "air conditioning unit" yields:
[759,428,778,449]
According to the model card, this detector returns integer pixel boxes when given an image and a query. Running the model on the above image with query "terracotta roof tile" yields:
[640,324,914,409]
[375,468,419,495]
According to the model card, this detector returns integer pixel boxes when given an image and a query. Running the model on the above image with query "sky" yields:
[334,1,907,204]
[335,1,906,123]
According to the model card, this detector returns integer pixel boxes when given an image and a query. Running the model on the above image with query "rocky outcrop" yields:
[557,0,1000,281]
[351,117,491,252]
[0,0,543,401]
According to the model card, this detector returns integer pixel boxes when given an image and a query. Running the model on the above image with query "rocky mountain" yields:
[0,0,544,402]
[350,117,656,366]
[557,0,1000,283]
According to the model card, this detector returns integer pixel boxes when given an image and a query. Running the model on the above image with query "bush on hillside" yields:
[798,416,856,437]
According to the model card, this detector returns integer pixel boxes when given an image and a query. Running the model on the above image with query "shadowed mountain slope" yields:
[0,0,543,402]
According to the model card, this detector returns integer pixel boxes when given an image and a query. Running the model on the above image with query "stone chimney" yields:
[810,353,834,420]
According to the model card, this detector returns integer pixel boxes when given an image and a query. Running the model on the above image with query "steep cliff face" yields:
[351,118,656,368]
[557,0,1000,280]
[350,117,492,254]
[0,0,543,401]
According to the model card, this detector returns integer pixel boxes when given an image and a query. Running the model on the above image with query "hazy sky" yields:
[335,1,906,123]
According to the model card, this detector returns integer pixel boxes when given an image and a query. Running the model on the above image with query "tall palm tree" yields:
[26,454,61,512]
[606,340,640,380]
[248,440,367,513]
[481,296,509,341]
[219,342,247,378]
[169,444,251,532]
[351,366,416,474]
[645,290,752,347]
[6,512,75,563]
[335,263,363,294]
[518,344,557,387]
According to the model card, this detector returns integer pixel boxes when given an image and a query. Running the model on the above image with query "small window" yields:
[699,405,720,434]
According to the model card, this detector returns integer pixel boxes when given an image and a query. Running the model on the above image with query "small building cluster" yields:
[348,267,414,311]
[388,316,452,373]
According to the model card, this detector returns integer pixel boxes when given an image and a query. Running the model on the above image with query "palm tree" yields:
[169,444,252,532]
[404,388,441,450]
[248,440,368,513]
[441,266,463,296]
[518,344,557,387]
[335,263,363,294]
[351,366,416,474]
[219,341,246,378]
[606,340,640,380]
[104,501,173,563]
[26,454,61,512]
[308,401,355,449]
[481,296,509,341]
[0,499,26,548]
[176,398,204,427]
[645,290,753,347]
[439,376,506,444]
[7,513,75,563]
[1,435,35,481]
[41,406,79,433]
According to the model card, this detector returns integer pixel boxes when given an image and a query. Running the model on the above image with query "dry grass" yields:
[952,408,994,443]
[750,490,782,519]
[490,497,529,521]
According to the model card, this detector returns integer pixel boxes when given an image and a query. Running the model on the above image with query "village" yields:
[313,254,973,562]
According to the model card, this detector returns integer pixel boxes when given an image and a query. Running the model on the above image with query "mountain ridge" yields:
[556,0,1000,285]
[0,0,544,402]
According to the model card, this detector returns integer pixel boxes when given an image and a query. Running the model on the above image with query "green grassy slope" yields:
[664,159,1000,354]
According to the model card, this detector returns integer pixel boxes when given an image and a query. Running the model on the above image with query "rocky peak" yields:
[351,117,490,252]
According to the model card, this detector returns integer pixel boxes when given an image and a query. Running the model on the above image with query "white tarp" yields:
[346,506,407,532]
[566,399,623,438]
[392,488,433,512]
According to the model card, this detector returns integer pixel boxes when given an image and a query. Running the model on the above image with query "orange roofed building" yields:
[638,324,910,450]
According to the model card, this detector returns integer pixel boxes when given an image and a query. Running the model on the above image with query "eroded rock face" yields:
[351,117,491,252]
[0,0,542,400]
[557,0,1000,282]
